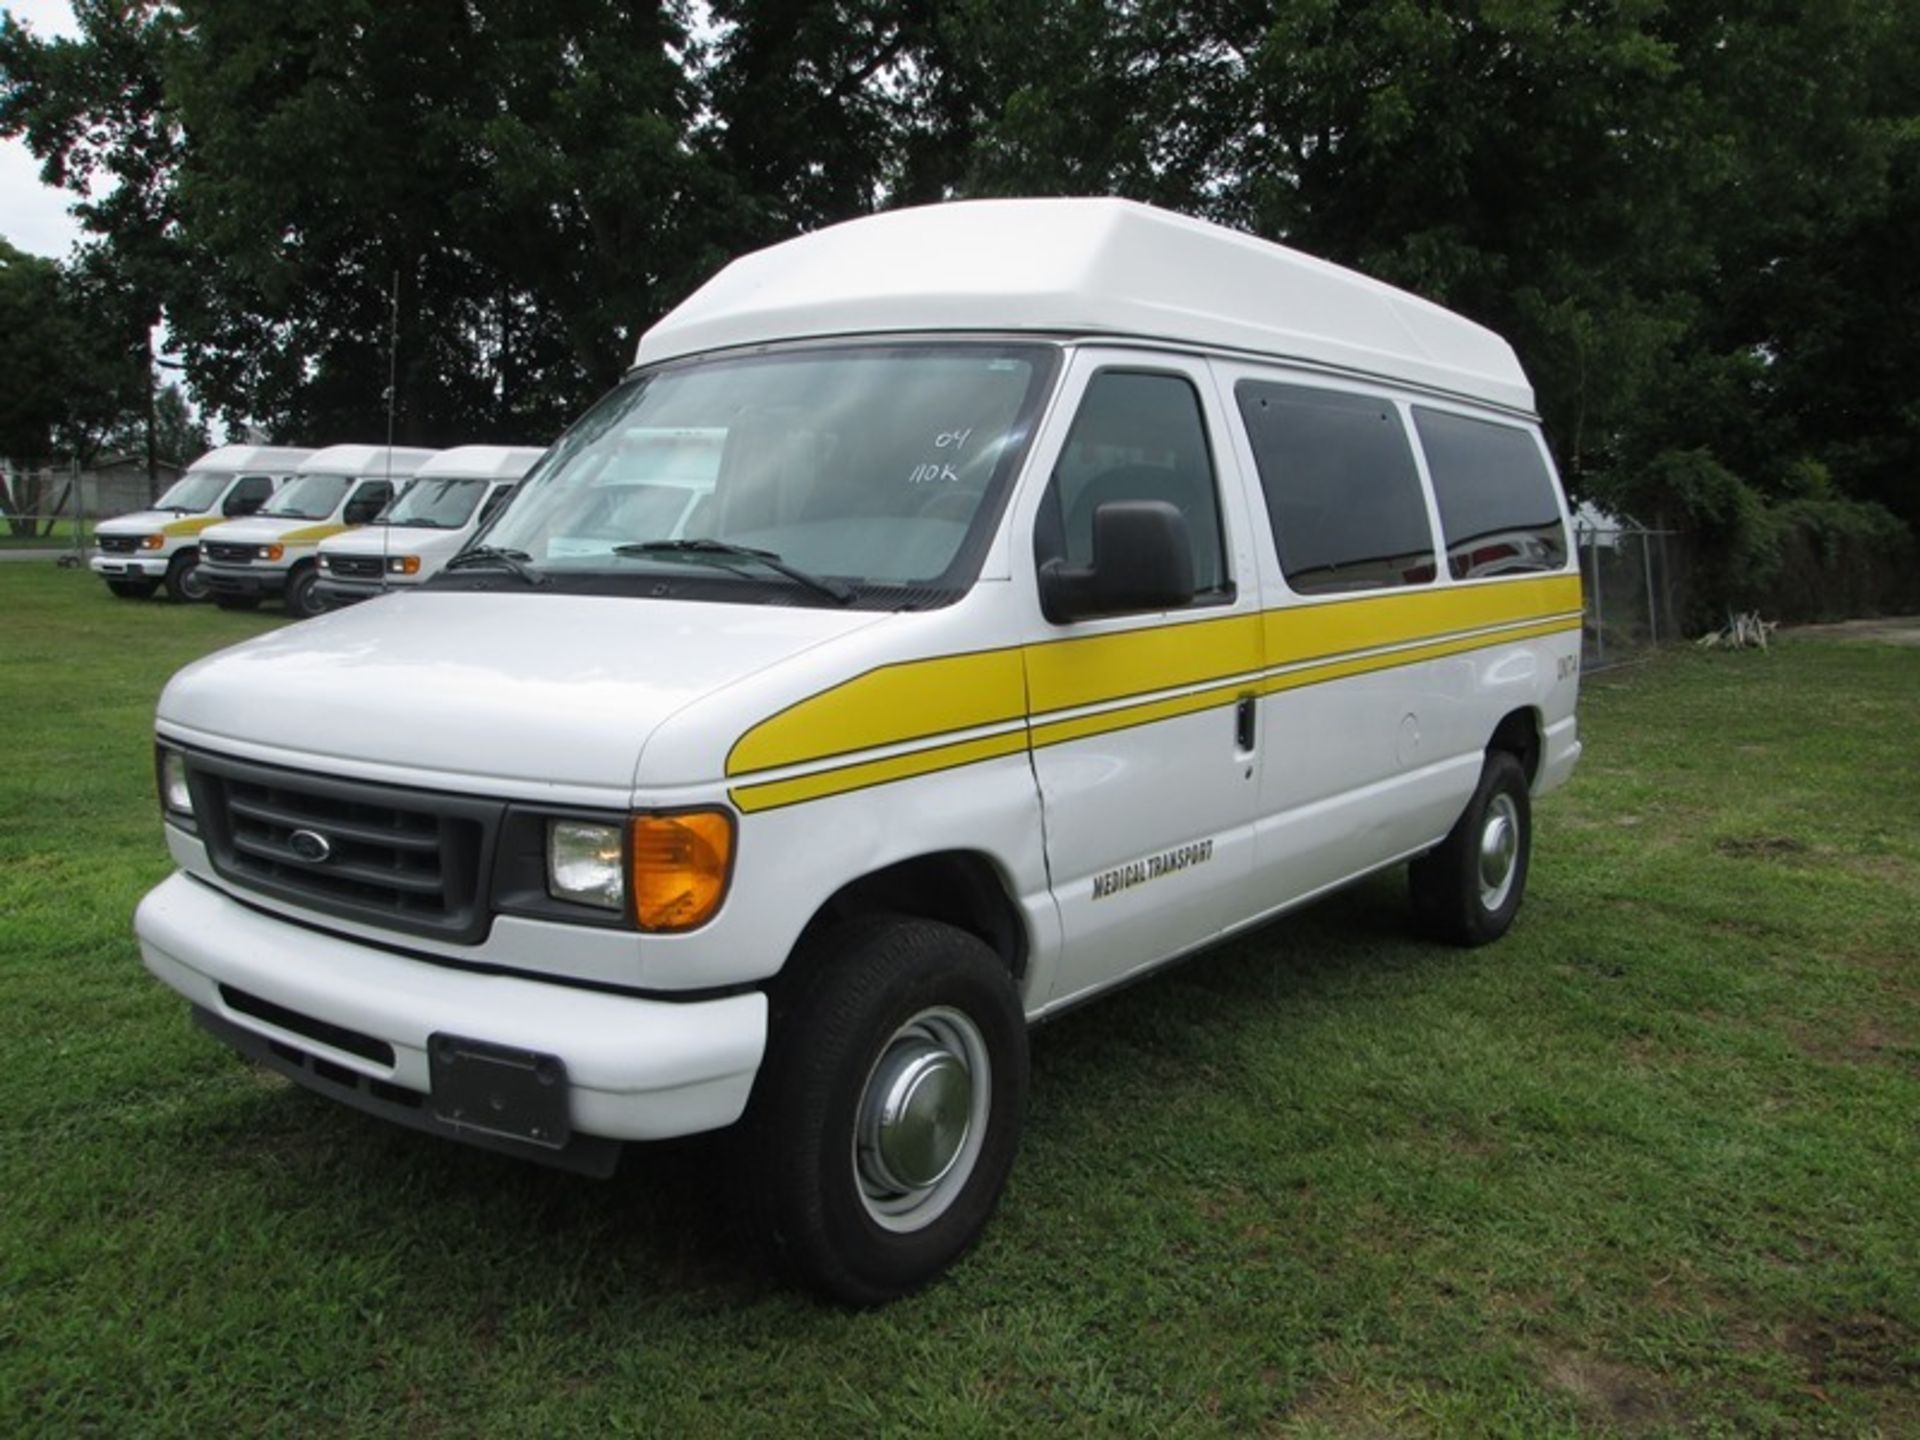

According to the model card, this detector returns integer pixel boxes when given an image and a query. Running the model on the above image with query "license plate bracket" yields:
[428,1034,571,1149]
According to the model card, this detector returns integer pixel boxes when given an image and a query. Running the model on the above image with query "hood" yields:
[157,590,890,794]
[98,509,223,538]
[323,525,462,557]
[202,515,340,545]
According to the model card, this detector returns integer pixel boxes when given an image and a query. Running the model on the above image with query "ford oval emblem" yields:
[287,828,333,864]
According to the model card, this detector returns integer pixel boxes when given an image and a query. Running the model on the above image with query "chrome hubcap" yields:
[1478,794,1520,910]
[854,1007,990,1232]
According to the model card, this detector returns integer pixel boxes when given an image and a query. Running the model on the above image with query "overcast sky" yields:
[1,0,83,258]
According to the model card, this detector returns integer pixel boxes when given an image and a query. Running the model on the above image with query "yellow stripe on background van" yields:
[278,522,354,544]
[159,516,226,538]
[726,649,1027,777]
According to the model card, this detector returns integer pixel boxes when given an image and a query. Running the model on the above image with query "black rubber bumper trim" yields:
[200,569,287,597]
[192,1005,623,1178]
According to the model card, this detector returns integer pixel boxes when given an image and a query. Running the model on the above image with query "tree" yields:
[0,239,148,534]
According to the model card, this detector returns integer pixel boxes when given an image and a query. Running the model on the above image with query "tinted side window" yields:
[1035,371,1228,596]
[1235,381,1434,594]
[224,475,273,516]
[1413,408,1568,579]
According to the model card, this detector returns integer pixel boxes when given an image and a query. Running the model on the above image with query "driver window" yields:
[1033,370,1228,598]
[224,475,273,516]
[344,481,392,524]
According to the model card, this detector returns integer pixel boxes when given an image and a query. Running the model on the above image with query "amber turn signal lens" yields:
[629,810,734,931]
[140,534,166,550]
[260,544,285,561]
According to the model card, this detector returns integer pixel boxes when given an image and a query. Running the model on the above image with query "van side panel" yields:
[1212,358,1581,919]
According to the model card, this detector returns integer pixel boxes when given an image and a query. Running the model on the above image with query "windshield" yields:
[262,473,352,520]
[152,471,231,513]
[469,342,1058,604]
[377,477,493,529]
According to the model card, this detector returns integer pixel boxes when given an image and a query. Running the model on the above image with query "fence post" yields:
[70,456,84,567]
[1591,526,1605,667]
[1643,529,1657,646]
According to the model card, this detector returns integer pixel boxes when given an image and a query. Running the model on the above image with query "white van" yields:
[137,200,1582,1303]
[314,445,544,607]
[196,445,438,616]
[89,445,313,603]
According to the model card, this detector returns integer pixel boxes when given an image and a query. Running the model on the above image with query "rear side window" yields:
[1412,408,1568,580]
[1036,370,1229,598]
[1235,381,1435,594]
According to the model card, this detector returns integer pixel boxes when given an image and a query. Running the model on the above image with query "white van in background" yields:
[196,445,438,617]
[89,446,313,603]
[315,446,544,608]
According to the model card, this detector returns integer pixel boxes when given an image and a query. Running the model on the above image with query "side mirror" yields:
[225,494,261,517]
[1039,500,1195,624]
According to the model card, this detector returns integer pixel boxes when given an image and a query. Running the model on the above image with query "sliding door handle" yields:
[1235,694,1257,752]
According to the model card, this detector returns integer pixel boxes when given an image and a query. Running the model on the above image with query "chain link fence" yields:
[0,463,90,566]
[1576,521,1686,670]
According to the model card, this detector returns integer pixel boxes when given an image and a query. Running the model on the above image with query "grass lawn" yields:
[2,565,1915,1436]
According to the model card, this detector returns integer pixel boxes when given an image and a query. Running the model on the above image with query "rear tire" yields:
[106,579,157,599]
[740,916,1027,1305]
[162,550,210,604]
[1409,750,1532,947]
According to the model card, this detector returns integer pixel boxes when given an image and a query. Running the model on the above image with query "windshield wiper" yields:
[612,539,855,604]
[443,545,545,585]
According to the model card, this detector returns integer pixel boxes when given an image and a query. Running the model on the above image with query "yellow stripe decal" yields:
[725,577,1584,810]
[160,515,226,538]
[727,648,1026,777]
[731,729,1030,814]
[1263,573,1581,668]
[1023,612,1265,714]
[278,522,355,544]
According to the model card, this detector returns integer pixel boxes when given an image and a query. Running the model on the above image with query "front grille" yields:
[203,541,256,565]
[186,752,504,942]
[97,534,139,554]
[327,555,384,579]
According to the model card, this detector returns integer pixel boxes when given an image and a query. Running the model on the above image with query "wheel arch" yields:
[790,850,1030,983]
[1486,705,1543,787]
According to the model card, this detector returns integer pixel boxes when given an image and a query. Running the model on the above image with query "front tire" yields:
[743,916,1028,1305]
[163,550,210,604]
[1409,750,1532,946]
[285,563,326,618]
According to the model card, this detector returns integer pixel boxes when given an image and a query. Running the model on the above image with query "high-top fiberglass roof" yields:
[637,198,1534,413]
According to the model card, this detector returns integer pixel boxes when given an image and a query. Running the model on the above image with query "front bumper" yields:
[91,554,168,579]
[136,871,768,1155]
[314,576,391,607]
[199,564,288,599]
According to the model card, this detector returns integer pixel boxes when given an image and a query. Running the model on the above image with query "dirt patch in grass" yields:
[1714,834,1810,859]
[1785,1312,1919,1389]
[1790,1016,1916,1072]
[1542,1350,1674,1431]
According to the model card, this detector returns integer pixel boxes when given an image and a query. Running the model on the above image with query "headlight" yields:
[140,534,165,550]
[387,555,420,575]
[156,746,193,816]
[544,809,736,928]
[547,820,625,910]
[630,810,734,931]
[258,543,284,561]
